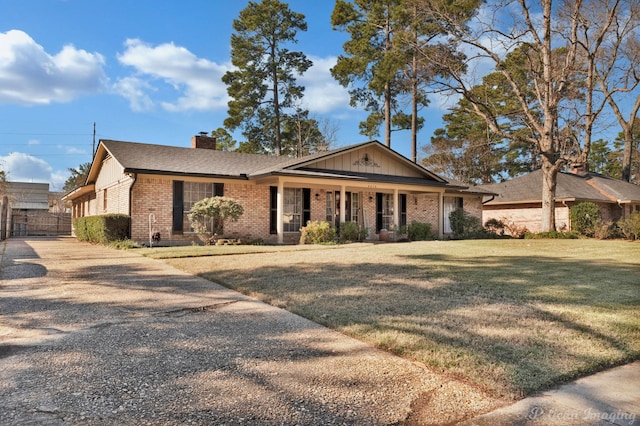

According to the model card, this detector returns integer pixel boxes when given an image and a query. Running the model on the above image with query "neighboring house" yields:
[479,167,640,233]
[0,182,72,238]
[63,136,489,244]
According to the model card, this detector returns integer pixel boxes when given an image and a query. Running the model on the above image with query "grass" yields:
[137,242,337,259]
[151,239,640,401]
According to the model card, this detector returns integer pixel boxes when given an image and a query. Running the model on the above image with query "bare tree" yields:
[415,0,631,231]
[586,0,640,182]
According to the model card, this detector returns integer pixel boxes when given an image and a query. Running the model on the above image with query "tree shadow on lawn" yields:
[196,252,640,400]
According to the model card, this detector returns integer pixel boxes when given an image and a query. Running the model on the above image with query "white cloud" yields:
[299,56,350,114]
[2,152,52,183]
[0,30,107,105]
[62,146,88,155]
[115,38,230,112]
[1,152,68,191]
[112,76,155,112]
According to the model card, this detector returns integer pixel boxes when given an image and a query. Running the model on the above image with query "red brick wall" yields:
[483,203,571,233]
[75,172,488,243]
[483,201,625,234]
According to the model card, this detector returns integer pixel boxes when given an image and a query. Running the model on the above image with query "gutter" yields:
[123,168,250,180]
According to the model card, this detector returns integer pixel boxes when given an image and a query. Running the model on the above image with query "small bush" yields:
[407,221,433,241]
[484,218,505,235]
[449,208,483,238]
[618,212,640,240]
[570,202,602,237]
[594,221,619,240]
[524,231,580,239]
[73,214,130,244]
[300,220,336,244]
[339,221,368,242]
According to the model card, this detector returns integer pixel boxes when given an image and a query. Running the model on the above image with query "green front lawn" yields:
[154,239,640,401]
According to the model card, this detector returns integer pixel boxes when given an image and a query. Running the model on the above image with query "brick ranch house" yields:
[63,136,489,245]
[479,167,640,233]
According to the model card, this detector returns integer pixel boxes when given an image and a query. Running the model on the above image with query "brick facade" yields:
[124,175,470,244]
[66,139,489,244]
[482,201,625,234]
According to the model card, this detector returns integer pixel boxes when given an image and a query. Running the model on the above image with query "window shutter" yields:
[172,181,184,233]
[376,193,383,232]
[302,188,311,227]
[214,183,224,197]
[269,186,277,234]
[400,194,407,227]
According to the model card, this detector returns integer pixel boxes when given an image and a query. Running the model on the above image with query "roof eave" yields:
[124,168,250,180]
[62,183,96,201]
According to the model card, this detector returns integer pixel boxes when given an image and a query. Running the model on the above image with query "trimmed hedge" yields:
[73,214,130,244]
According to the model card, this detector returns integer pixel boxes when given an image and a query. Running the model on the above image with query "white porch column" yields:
[438,191,444,239]
[393,188,399,229]
[277,180,284,244]
[339,185,346,224]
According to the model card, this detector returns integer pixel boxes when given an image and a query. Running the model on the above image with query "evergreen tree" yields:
[330,0,407,147]
[210,128,237,152]
[222,0,312,156]
[62,162,91,193]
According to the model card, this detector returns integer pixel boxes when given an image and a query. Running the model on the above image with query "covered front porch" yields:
[258,175,448,244]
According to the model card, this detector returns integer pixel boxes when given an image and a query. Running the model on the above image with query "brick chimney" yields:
[570,162,589,175]
[191,133,217,150]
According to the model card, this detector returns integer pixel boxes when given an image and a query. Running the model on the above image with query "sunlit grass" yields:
[160,239,640,400]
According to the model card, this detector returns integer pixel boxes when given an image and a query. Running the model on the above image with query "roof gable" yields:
[248,141,446,182]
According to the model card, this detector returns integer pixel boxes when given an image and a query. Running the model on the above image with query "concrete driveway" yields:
[2,237,638,425]
[0,237,498,425]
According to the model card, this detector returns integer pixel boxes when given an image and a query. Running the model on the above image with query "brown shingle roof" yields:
[480,169,640,204]
[100,140,290,177]
[91,139,481,193]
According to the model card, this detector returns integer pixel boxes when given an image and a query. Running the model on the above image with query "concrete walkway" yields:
[1,237,638,425]
[461,361,639,425]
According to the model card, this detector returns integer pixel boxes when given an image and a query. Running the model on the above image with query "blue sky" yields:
[0,0,448,191]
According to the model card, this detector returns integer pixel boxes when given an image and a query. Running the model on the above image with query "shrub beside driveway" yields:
[150,239,640,401]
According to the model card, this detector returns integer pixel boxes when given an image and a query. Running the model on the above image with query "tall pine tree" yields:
[222,0,312,156]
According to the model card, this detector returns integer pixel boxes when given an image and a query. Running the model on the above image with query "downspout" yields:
[438,191,444,240]
[561,200,569,231]
[482,195,495,205]
[127,173,137,239]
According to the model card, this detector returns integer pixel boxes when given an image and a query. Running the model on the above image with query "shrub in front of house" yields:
[407,221,433,241]
[449,208,484,239]
[570,202,602,237]
[618,212,640,240]
[300,220,336,244]
[187,196,244,244]
[524,230,580,239]
[338,221,368,243]
[73,214,130,244]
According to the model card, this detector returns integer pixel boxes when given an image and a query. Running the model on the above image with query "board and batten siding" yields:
[306,147,426,178]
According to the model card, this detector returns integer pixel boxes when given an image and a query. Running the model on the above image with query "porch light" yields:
[315,193,320,200]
